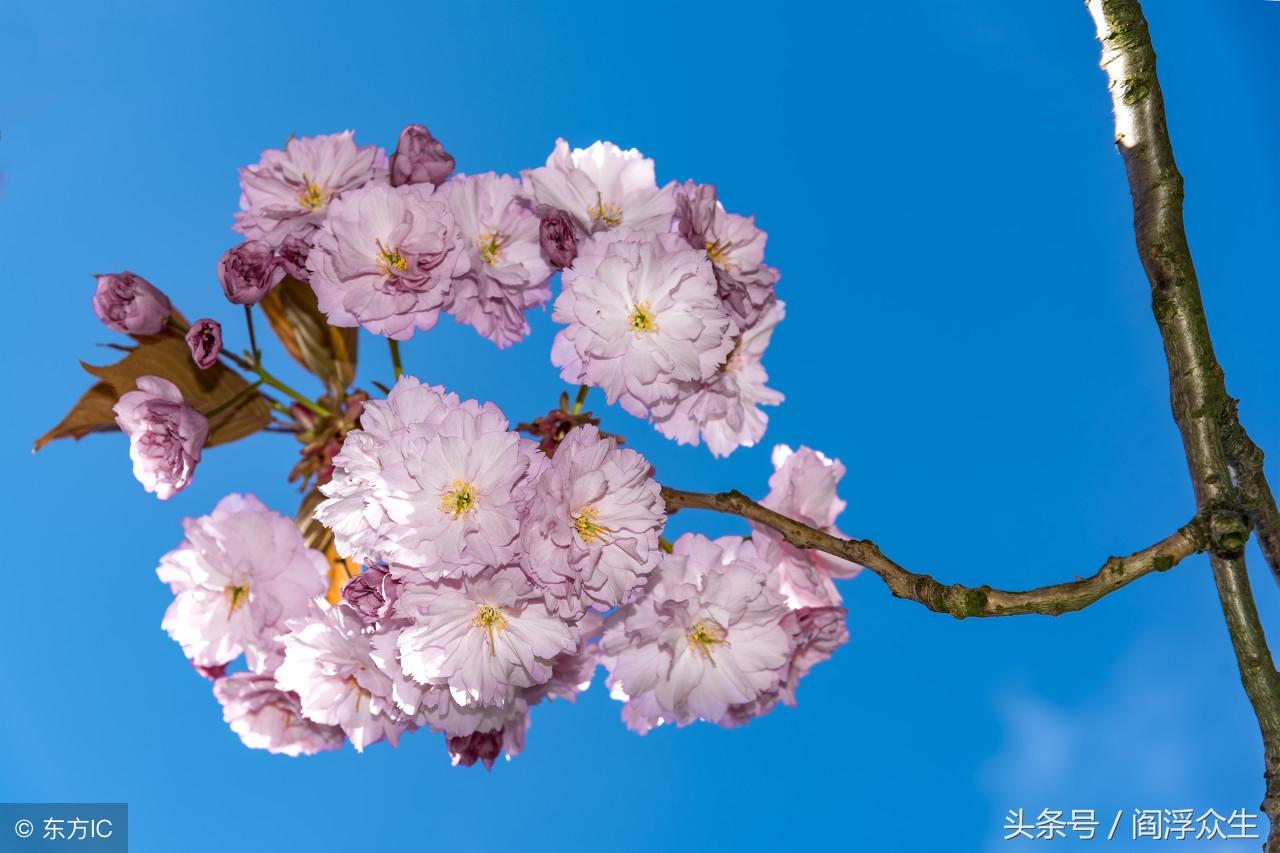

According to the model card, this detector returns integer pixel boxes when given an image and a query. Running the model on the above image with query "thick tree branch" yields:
[1088,0,1280,845]
[1223,398,1280,588]
[661,486,1205,618]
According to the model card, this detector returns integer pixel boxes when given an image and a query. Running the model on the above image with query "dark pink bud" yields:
[191,661,228,681]
[389,124,455,188]
[539,208,578,268]
[218,240,284,305]
[341,565,399,625]
[184,318,223,369]
[447,732,503,769]
[92,272,171,335]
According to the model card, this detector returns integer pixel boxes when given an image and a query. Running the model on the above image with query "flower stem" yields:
[572,384,589,415]
[389,339,403,380]
[244,305,260,362]
[204,379,264,419]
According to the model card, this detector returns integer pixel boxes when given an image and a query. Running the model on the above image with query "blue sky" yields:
[2,1,1279,850]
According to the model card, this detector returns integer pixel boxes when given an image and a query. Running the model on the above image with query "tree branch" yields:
[1088,0,1280,844]
[1222,398,1280,588]
[661,486,1205,618]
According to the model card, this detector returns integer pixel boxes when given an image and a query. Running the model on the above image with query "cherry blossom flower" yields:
[551,232,734,418]
[438,173,553,348]
[315,377,539,575]
[394,566,577,707]
[600,534,794,733]
[672,180,780,328]
[538,208,578,268]
[213,673,345,757]
[308,182,462,340]
[520,425,665,618]
[341,565,400,627]
[751,445,861,608]
[234,130,385,247]
[156,493,328,673]
[523,139,674,238]
[652,301,786,457]
[114,376,209,500]
[92,272,170,336]
[720,605,848,727]
[274,603,411,751]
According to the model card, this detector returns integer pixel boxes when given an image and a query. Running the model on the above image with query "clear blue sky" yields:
[3,1,1279,850]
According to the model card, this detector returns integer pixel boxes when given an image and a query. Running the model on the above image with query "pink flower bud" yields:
[92,272,171,335]
[389,124,455,188]
[184,318,223,369]
[218,240,284,305]
[538,208,578,269]
[113,376,209,500]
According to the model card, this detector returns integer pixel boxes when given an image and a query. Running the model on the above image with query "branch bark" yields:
[1223,398,1280,588]
[1087,0,1280,845]
[662,486,1205,618]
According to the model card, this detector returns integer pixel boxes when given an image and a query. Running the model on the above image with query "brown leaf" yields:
[32,382,121,451]
[35,328,272,451]
[259,276,357,393]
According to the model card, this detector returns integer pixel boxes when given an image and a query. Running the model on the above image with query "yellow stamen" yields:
[472,605,509,657]
[375,238,408,275]
[477,231,508,265]
[628,302,657,333]
[297,175,329,210]
[572,506,610,544]
[439,480,478,519]
[588,191,623,229]
[705,238,733,269]
[687,619,729,664]
[226,584,249,615]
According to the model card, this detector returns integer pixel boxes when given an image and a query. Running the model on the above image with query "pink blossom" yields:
[439,173,553,348]
[213,673,345,756]
[653,301,786,457]
[752,445,861,608]
[394,566,577,707]
[551,232,734,418]
[234,130,385,247]
[113,376,209,500]
[341,565,400,627]
[720,605,848,727]
[445,707,529,769]
[315,377,538,575]
[520,425,665,618]
[156,493,328,673]
[672,180,780,328]
[274,604,411,751]
[600,534,794,733]
[308,182,462,340]
[92,272,171,336]
[523,139,675,237]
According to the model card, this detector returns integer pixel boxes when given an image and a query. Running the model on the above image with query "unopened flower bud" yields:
[218,240,284,305]
[539,208,578,268]
[92,272,171,335]
[277,235,312,283]
[185,318,223,369]
[389,124,455,188]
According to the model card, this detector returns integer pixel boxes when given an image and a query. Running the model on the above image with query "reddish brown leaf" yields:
[36,328,272,451]
[259,276,357,393]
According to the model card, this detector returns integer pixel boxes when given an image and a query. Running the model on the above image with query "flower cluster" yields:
[530,140,785,456]
[72,122,858,768]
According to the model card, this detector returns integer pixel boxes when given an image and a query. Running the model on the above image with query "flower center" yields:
[628,302,658,333]
[572,506,610,544]
[375,238,409,275]
[477,231,507,265]
[345,675,371,712]
[472,605,509,657]
[687,619,729,663]
[297,176,329,211]
[439,480,478,518]
[225,584,249,614]
[705,238,733,269]
[588,191,623,229]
